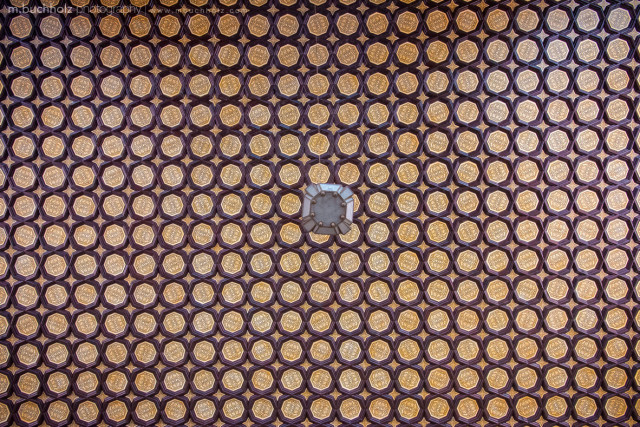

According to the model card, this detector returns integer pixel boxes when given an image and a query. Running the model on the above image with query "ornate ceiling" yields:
[0,0,639,425]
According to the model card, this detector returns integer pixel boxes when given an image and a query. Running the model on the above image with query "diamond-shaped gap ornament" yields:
[302,184,354,235]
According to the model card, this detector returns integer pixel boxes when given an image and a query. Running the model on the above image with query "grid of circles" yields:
[0,0,639,425]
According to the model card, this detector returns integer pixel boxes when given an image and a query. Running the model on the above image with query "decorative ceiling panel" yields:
[0,0,638,425]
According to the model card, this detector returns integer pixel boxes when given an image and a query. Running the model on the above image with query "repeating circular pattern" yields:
[0,0,639,425]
